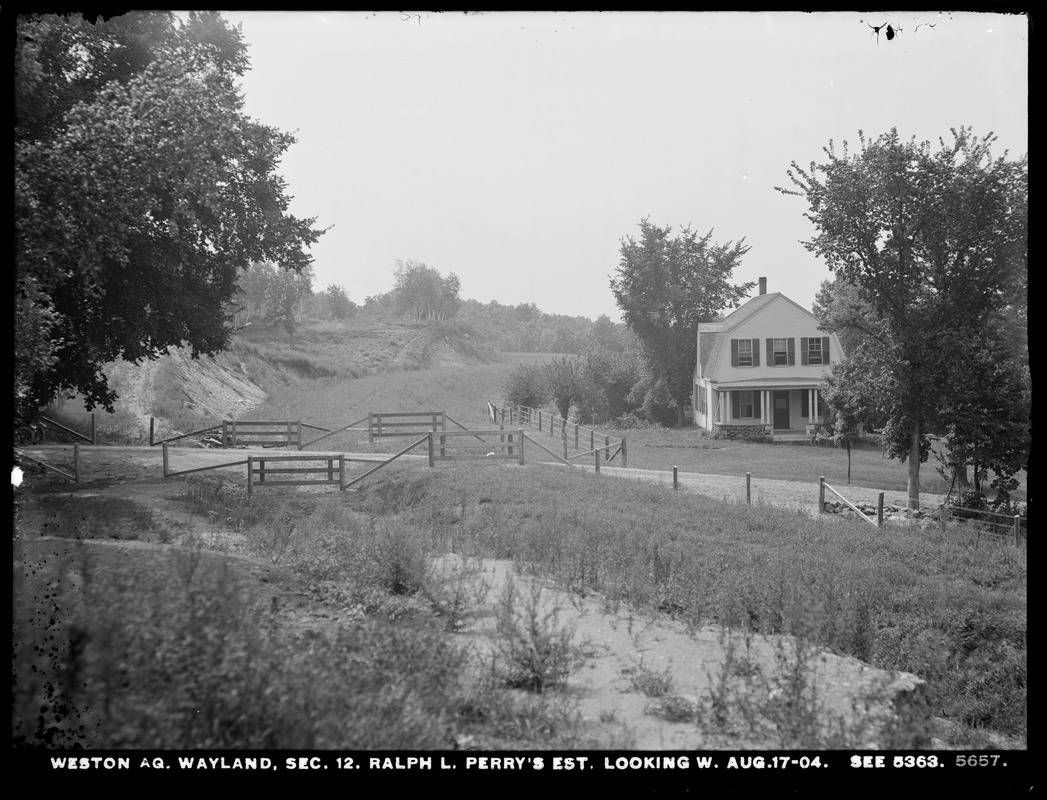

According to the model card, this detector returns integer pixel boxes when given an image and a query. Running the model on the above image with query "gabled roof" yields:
[699,292,823,379]
[719,292,818,333]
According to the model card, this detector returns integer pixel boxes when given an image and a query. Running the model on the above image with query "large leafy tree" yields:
[15,11,325,416]
[611,219,753,427]
[932,314,1030,503]
[779,127,1027,508]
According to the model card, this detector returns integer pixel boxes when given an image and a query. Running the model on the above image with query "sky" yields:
[216,10,1028,322]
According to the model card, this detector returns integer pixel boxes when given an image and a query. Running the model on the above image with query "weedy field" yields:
[16,324,1026,751]
[12,459,1026,750]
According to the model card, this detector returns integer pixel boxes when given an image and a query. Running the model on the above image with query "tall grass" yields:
[347,464,1026,746]
[13,483,599,750]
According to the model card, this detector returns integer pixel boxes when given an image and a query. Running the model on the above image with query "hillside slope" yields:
[96,320,500,439]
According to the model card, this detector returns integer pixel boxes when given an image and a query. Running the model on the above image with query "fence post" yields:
[247,456,254,494]
[439,432,446,460]
[605,435,610,461]
[73,444,79,484]
[150,417,154,447]
[746,472,751,506]
[297,420,303,450]
[162,442,169,478]
[590,429,595,454]
[222,420,229,448]
[518,430,525,465]
[1014,514,1021,546]
[428,432,435,468]
[562,420,568,460]
[673,466,678,491]
[368,413,374,444]
[339,455,346,491]
[538,410,542,433]
[818,477,825,515]
[877,492,885,528]
[595,447,600,474]
[574,423,579,449]
[621,438,627,468]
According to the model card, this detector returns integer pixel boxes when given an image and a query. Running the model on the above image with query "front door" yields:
[773,391,790,430]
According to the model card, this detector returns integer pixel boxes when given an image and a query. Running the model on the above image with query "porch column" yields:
[808,389,816,424]
[762,390,770,425]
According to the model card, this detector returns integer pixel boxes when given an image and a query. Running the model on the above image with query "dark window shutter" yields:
[731,391,740,420]
[752,339,760,366]
[801,337,809,366]
[823,336,831,364]
[787,338,795,366]
[731,339,739,367]
[801,391,809,417]
[767,338,774,365]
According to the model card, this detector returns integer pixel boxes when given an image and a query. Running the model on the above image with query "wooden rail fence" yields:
[223,420,303,448]
[369,411,445,442]
[820,477,884,528]
[151,418,332,448]
[248,454,346,493]
[488,401,627,467]
[434,429,522,462]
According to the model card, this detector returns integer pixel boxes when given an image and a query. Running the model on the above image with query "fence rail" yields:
[248,454,346,493]
[820,477,884,528]
[39,415,94,444]
[161,443,249,478]
[298,416,369,450]
[434,429,522,462]
[222,420,304,448]
[369,412,445,442]
[16,445,80,483]
[488,401,626,467]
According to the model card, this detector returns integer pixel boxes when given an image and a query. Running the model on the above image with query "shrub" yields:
[502,362,550,409]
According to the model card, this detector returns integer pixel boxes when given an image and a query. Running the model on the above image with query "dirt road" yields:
[19,443,943,517]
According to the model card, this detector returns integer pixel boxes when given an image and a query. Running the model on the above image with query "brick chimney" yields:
[758,277,767,295]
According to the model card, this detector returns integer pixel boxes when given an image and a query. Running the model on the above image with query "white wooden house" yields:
[692,277,845,441]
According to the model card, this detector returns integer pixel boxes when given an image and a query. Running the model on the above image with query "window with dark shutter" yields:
[739,339,752,367]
